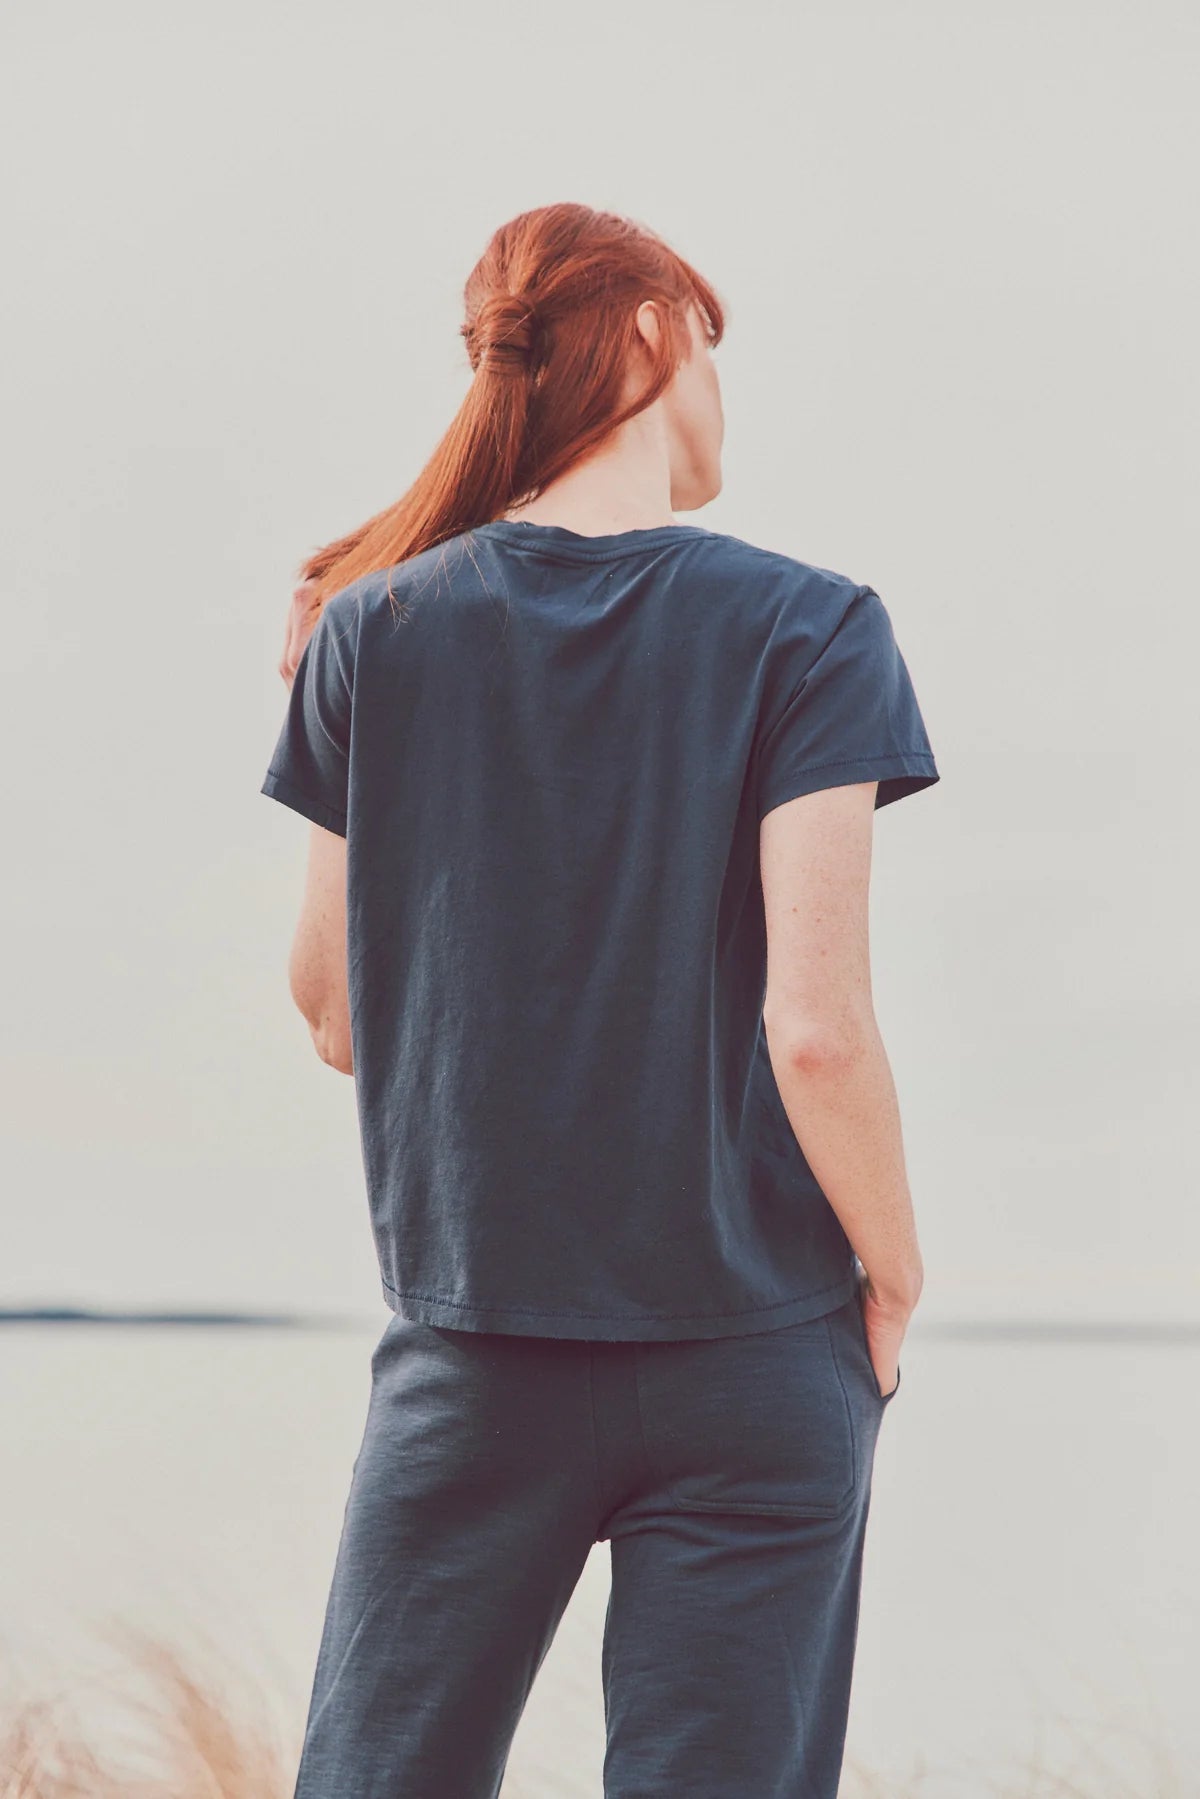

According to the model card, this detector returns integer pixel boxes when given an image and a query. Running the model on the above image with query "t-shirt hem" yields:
[261,769,348,836]
[379,1267,859,1342]
[759,751,939,820]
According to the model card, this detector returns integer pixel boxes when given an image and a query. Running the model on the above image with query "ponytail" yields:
[293,203,725,615]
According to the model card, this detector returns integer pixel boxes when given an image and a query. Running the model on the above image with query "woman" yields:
[262,201,940,1799]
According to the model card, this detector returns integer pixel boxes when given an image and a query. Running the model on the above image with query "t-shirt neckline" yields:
[471,519,709,562]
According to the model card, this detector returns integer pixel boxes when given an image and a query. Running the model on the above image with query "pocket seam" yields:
[633,1323,859,1520]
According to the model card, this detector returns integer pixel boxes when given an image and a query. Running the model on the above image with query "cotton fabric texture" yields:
[261,520,940,1339]
[290,1281,898,1799]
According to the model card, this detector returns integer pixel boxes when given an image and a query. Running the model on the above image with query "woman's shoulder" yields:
[685,528,868,632]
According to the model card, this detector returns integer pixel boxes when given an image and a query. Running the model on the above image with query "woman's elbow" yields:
[313,1024,354,1076]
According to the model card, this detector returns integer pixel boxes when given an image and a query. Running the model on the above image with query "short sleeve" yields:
[260,595,355,836]
[756,584,940,820]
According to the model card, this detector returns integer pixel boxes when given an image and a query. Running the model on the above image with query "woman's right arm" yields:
[760,778,925,1391]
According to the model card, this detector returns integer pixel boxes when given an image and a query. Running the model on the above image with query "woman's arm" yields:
[287,822,353,1075]
[760,778,924,1390]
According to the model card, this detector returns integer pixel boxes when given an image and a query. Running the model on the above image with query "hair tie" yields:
[463,291,541,372]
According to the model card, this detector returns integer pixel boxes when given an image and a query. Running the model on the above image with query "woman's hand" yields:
[278,579,323,691]
[857,1265,917,1400]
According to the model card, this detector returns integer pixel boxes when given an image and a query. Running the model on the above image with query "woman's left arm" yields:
[288,822,353,1075]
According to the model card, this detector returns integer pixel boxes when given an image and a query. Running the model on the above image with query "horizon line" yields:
[2,1305,1200,1341]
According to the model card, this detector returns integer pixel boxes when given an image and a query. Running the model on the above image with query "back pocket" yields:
[633,1313,858,1519]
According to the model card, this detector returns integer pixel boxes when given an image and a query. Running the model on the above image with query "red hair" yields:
[295,202,726,612]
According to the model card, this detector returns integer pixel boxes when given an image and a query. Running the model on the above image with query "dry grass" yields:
[0,1620,1190,1798]
[0,1620,298,1799]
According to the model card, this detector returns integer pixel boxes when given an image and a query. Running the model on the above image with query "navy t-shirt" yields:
[261,520,940,1339]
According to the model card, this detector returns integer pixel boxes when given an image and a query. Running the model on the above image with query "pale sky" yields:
[3,0,1197,1322]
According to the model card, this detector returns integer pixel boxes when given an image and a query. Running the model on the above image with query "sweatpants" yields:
[292,1280,899,1799]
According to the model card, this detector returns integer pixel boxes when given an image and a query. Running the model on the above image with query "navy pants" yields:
[292,1283,898,1798]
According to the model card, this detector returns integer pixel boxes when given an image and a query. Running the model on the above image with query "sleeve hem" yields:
[260,769,348,836]
[758,752,939,821]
